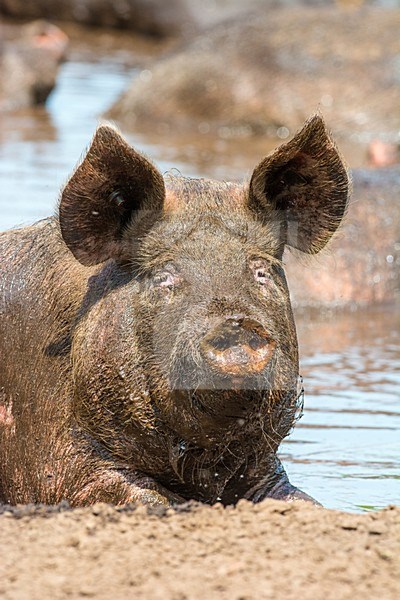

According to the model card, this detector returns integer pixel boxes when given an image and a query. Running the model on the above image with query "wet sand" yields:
[0,500,399,600]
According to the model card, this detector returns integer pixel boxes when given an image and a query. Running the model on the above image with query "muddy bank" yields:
[0,500,399,600]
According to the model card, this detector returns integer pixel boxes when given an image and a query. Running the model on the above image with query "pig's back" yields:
[0,216,89,340]
[0,217,90,416]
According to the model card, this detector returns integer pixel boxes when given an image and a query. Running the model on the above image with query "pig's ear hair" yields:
[249,115,350,254]
[59,125,165,265]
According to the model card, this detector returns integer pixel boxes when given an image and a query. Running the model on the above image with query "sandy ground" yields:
[0,500,399,600]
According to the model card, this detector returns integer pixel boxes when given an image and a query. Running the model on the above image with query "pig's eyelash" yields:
[154,274,174,287]
[253,254,283,267]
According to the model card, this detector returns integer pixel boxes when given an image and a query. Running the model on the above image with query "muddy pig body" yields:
[0,116,349,506]
[109,6,400,141]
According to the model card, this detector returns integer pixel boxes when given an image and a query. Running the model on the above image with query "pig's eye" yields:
[153,271,178,291]
[255,268,267,283]
[251,260,272,285]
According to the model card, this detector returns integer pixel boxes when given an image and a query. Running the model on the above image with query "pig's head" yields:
[60,116,349,452]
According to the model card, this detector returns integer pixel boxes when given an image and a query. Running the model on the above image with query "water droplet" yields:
[386,255,394,264]
[277,126,290,139]
[198,121,210,134]
[321,94,333,108]
[139,69,152,82]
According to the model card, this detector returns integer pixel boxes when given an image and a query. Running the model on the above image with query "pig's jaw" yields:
[158,385,305,504]
[160,381,301,450]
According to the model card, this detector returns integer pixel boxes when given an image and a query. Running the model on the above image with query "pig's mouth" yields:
[191,390,264,422]
[170,367,277,422]
[167,387,267,447]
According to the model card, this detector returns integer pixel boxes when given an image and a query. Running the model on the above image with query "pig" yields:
[0,115,349,507]
[0,20,68,111]
[108,6,400,142]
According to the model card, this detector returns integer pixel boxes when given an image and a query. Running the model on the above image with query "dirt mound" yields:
[0,500,399,599]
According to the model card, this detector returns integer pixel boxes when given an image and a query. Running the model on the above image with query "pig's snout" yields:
[200,317,275,376]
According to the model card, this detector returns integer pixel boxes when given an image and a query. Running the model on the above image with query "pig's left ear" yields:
[59,125,165,265]
[249,115,350,254]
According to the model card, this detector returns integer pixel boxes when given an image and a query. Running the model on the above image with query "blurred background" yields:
[0,0,399,511]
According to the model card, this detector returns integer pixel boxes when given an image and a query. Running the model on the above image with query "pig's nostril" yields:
[211,331,241,351]
[247,333,268,351]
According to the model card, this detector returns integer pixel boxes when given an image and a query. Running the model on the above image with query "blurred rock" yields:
[0,20,68,111]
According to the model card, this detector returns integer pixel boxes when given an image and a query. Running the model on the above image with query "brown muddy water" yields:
[0,32,398,512]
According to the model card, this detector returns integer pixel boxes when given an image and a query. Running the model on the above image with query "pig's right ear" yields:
[59,125,165,265]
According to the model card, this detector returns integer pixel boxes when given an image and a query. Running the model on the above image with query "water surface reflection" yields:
[282,309,400,511]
